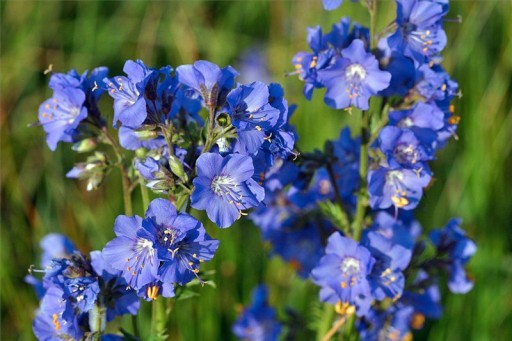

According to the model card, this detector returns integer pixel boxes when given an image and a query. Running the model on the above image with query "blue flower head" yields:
[33,286,82,341]
[191,153,265,228]
[388,0,447,62]
[368,166,432,211]
[318,39,391,110]
[90,251,140,321]
[232,285,282,341]
[143,199,219,285]
[311,232,375,316]
[323,0,343,11]
[38,87,87,150]
[362,230,412,301]
[102,215,159,289]
[429,219,476,294]
[176,60,238,109]
[103,199,219,292]
[227,81,281,155]
[105,59,153,128]
[378,126,437,169]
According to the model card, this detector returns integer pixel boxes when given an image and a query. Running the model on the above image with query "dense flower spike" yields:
[232,285,282,341]
[318,39,391,110]
[191,153,264,228]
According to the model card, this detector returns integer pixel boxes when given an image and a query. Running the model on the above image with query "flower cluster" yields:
[27,234,139,340]
[103,198,219,299]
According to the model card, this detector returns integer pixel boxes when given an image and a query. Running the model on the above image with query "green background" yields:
[1,0,511,340]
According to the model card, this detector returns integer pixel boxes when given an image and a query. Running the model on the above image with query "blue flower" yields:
[33,286,82,341]
[330,127,360,202]
[389,102,445,131]
[362,230,412,301]
[232,285,282,341]
[102,215,159,289]
[292,25,335,100]
[90,251,140,321]
[38,87,88,150]
[429,219,476,294]
[191,153,265,228]
[226,81,281,155]
[105,59,153,128]
[378,126,437,169]
[176,60,238,109]
[388,0,447,62]
[368,166,432,211]
[143,198,219,285]
[311,232,375,316]
[118,126,166,151]
[318,39,391,110]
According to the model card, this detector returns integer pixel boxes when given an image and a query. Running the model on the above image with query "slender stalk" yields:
[352,109,370,240]
[317,304,335,341]
[139,176,150,211]
[369,0,378,50]
[150,297,167,340]
[369,102,390,145]
[101,127,133,216]
[321,315,347,341]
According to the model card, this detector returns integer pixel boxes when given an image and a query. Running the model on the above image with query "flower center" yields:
[393,144,418,165]
[340,257,361,275]
[345,64,367,82]
[211,175,235,196]
[136,238,153,251]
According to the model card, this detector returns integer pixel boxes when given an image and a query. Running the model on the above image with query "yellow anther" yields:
[391,195,409,208]
[255,125,262,131]
[341,281,347,289]
[44,64,53,75]
[52,313,61,331]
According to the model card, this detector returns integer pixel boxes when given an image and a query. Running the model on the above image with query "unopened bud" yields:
[168,155,188,182]
[72,138,97,153]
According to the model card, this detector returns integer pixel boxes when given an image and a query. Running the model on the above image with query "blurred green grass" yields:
[1,0,511,340]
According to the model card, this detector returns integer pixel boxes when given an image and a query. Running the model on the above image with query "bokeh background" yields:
[1,0,511,340]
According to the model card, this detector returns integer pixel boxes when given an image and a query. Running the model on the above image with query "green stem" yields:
[150,298,167,340]
[139,176,150,211]
[352,110,370,241]
[317,304,335,341]
[369,0,378,50]
[101,127,133,216]
[369,102,390,145]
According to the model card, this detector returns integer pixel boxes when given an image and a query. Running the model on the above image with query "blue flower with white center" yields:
[38,87,87,150]
[176,60,238,109]
[362,230,412,301]
[227,81,281,155]
[317,39,391,110]
[142,198,219,285]
[311,232,375,316]
[388,0,447,62]
[232,285,282,341]
[368,166,432,211]
[378,126,437,169]
[102,215,159,289]
[105,59,153,128]
[191,153,265,228]
[429,219,476,294]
